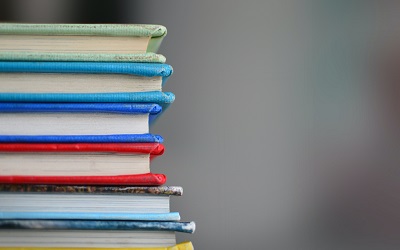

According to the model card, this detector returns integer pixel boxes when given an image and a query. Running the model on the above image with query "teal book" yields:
[0,92,175,111]
[0,61,175,110]
[0,23,167,62]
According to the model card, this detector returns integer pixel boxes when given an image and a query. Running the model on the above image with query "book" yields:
[0,212,180,221]
[0,184,181,216]
[0,62,173,93]
[0,23,167,62]
[0,241,194,250]
[0,173,166,185]
[0,92,175,112]
[0,134,164,143]
[0,103,161,136]
[0,143,164,176]
[0,220,195,248]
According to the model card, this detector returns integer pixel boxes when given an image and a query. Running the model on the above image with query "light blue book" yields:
[0,61,175,111]
[0,62,173,82]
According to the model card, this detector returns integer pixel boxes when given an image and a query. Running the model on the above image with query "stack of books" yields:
[0,23,194,249]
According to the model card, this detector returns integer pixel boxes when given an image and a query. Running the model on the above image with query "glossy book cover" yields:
[0,220,195,233]
[0,185,182,196]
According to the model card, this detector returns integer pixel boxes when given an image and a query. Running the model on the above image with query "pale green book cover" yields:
[0,23,167,62]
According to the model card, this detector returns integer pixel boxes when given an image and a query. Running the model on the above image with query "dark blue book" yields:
[0,103,163,143]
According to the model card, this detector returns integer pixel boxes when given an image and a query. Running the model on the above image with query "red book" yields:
[0,143,166,185]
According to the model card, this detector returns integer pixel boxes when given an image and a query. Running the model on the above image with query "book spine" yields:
[0,173,166,185]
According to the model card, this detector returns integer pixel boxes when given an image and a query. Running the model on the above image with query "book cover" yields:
[0,173,166,185]
[0,102,162,124]
[0,52,166,63]
[0,23,167,53]
[0,134,163,143]
[0,23,167,62]
[0,241,194,250]
[0,92,175,111]
[0,220,195,234]
[0,185,182,196]
[0,61,173,85]
[0,142,164,164]
[0,142,164,154]
[0,212,181,222]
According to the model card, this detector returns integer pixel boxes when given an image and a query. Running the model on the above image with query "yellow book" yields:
[0,241,193,250]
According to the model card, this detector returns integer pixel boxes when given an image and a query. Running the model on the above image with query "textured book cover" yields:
[0,61,173,85]
[0,242,194,250]
[0,23,167,62]
[0,102,162,125]
[0,185,182,196]
[0,52,166,63]
[0,92,175,112]
[0,134,163,143]
[0,102,161,114]
[0,173,166,185]
[0,142,164,155]
[0,220,195,233]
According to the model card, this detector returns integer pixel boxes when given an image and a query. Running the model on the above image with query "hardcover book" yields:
[0,103,162,136]
[0,92,175,111]
[0,173,166,185]
[0,220,195,248]
[0,62,173,92]
[0,134,164,143]
[0,143,164,176]
[0,23,167,62]
[0,185,181,218]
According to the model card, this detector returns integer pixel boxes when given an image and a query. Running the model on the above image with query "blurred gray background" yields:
[1,1,400,249]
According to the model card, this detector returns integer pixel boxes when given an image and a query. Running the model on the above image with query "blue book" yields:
[0,61,175,111]
[0,133,163,143]
[0,212,181,222]
[0,220,195,233]
[0,92,175,112]
[0,61,173,84]
[0,103,163,142]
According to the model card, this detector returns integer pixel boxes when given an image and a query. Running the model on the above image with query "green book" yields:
[0,23,167,62]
